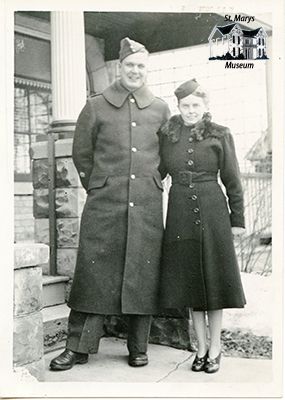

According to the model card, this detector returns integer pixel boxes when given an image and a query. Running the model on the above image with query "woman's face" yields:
[178,94,208,125]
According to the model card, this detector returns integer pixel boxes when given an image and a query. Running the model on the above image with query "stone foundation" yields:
[32,138,84,277]
[14,243,49,381]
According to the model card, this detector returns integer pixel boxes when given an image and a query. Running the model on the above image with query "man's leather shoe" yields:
[191,351,208,372]
[128,353,148,367]
[49,349,88,371]
[204,352,222,374]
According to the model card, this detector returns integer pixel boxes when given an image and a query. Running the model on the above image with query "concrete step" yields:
[42,303,69,354]
[42,275,70,308]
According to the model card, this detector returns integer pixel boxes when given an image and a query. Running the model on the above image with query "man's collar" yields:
[102,80,155,109]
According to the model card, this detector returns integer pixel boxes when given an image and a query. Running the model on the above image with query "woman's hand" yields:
[231,227,246,237]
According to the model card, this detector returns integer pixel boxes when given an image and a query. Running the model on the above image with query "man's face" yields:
[119,51,148,91]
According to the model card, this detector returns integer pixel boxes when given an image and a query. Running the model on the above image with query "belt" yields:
[171,171,217,186]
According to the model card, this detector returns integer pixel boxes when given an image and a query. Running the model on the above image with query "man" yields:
[50,37,170,371]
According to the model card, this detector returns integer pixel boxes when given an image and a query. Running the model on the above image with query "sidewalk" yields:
[44,337,272,383]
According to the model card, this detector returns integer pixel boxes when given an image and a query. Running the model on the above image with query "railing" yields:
[241,172,272,238]
[237,172,272,274]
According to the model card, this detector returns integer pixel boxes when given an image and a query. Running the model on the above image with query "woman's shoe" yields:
[204,352,222,374]
[191,351,208,372]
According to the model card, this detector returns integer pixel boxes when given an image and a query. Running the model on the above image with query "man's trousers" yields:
[66,310,152,355]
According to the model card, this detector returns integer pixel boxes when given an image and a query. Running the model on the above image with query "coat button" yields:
[188,137,194,142]
[188,148,194,154]
[129,202,134,207]
[130,174,136,179]
[131,147,137,152]
[131,122,137,127]
[195,219,201,225]
[187,160,194,166]
[191,195,197,200]
[193,207,200,213]
[130,98,135,103]
[79,171,86,178]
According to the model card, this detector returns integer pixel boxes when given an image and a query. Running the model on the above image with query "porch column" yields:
[37,12,87,276]
[50,11,86,132]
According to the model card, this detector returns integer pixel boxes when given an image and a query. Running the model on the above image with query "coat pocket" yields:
[87,175,108,192]
[153,176,163,191]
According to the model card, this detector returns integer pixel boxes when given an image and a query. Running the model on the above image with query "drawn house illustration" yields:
[208,23,268,60]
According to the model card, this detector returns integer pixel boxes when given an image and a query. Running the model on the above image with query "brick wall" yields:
[14,194,35,242]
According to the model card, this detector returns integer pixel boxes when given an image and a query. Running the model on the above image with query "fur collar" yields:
[161,112,225,143]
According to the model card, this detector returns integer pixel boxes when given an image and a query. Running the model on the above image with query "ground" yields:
[44,337,273,383]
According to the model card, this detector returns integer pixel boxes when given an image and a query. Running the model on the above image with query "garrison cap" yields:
[174,78,199,100]
[119,37,148,61]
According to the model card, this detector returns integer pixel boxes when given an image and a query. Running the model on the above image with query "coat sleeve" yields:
[158,104,171,180]
[72,100,96,191]
[219,129,245,228]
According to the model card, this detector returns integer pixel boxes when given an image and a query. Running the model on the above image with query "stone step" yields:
[42,303,69,354]
[42,275,70,308]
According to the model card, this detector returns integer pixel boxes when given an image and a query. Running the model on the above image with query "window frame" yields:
[14,77,52,182]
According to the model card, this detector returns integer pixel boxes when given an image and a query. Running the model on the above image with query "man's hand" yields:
[231,227,246,237]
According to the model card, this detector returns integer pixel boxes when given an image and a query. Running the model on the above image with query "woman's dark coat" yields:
[159,114,246,311]
[68,80,170,315]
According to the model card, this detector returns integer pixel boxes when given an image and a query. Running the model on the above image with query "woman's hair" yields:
[179,85,210,107]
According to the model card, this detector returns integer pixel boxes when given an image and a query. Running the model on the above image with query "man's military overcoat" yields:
[68,80,169,315]
[159,114,246,311]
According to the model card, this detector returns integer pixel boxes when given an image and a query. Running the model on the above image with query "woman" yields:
[159,79,246,374]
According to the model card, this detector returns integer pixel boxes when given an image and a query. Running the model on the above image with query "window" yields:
[233,47,236,57]
[14,81,52,181]
[233,35,235,43]
[238,36,240,44]
[14,31,52,181]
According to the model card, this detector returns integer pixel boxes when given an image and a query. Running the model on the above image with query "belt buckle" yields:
[179,171,192,185]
